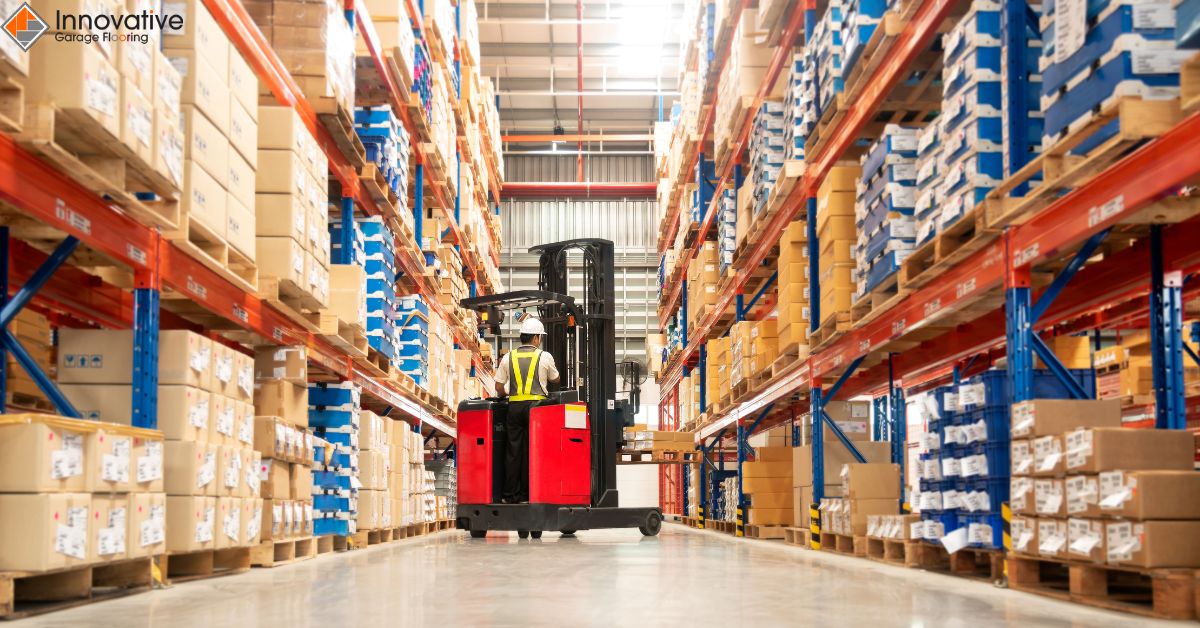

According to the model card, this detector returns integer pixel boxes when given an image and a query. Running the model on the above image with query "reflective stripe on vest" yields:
[509,348,546,401]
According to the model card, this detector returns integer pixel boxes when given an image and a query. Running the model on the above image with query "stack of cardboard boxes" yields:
[253,346,313,541]
[742,446,795,527]
[713,15,772,166]
[5,310,53,407]
[256,105,331,309]
[1094,332,1200,401]
[1010,399,1200,567]
[309,381,359,536]
[0,415,167,571]
[687,242,721,335]
[867,513,923,543]
[816,165,859,328]
[164,0,259,263]
[623,427,697,453]
[359,0,416,87]
[245,0,356,117]
[776,219,811,354]
[705,335,731,412]
[390,427,424,526]
[792,401,891,524]
[820,463,902,537]
[356,410,391,531]
[730,320,778,390]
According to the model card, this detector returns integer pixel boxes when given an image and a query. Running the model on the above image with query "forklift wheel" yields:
[639,512,663,537]
[518,530,530,539]
[560,530,576,537]
[470,530,487,538]
[530,531,543,539]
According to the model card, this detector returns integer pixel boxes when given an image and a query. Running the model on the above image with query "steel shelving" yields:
[656,0,1200,526]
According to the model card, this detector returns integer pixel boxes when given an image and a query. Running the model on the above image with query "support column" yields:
[1150,225,1186,429]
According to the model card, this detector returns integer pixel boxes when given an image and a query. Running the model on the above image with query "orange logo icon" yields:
[3,2,48,51]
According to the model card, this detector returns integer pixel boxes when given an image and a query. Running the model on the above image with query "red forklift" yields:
[456,239,662,539]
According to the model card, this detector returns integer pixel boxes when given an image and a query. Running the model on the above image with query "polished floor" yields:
[13,524,1174,627]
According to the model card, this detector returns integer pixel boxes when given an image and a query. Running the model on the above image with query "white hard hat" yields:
[520,317,546,335]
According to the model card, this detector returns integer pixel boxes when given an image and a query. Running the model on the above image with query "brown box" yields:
[120,78,154,165]
[257,194,308,242]
[164,440,218,496]
[128,492,167,558]
[57,329,212,387]
[160,385,212,441]
[842,463,901,500]
[750,491,794,509]
[254,381,309,425]
[1064,428,1194,473]
[1011,439,1033,476]
[741,460,792,480]
[165,51,230,133]
[216,445,245,497]
[180,104,229,188]
[85,428,135,493]
[1105,520,1200,568]
[792,441,891,488]
[256,149,308,195]
[747,507,792,526]
[0,493,92,570]
[91,494,129,562]
[182,159,227,237]
[1036,518,1068,558]
[1011,476,1035,515]
[27,38,121,141]
[262,499,288,541]
[1034,478,1065,517]
[254,346,308,384]
[1031,435,1064,477]
[242,497,263,546]
[165,495,216,552]
[1011,516,1039,556]
[1067,518,1106,563]
[1098,470,1200,519]
[260,459,291,499]
[229,99,258,167]
[257,106,308,154]
[254,416,290,460]
[133,436,165,493]
[1064,474,1100,518]
[215,496,239,549]
[209,395,233,446]
[162,0,230,76]
[1010,399,1122,438]
[0,416,90,492]
[742,476,791,494]
[289,464,313,500]
[228,196,256,264]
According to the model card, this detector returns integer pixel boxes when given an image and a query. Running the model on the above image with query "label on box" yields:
[98,523,125,556]
[920,432,940,451]
[967,522,992,546]
[216,356,233,384]
[101,453,129,483]
[965,490,991,512]
[217,406,235,437]
[198,452,216,488]
[130,103,152,148]
[224,507,240,542]
[238,415,254,445]
[1034,442,1062,473]
[1131,49,1190,75]
[238,365,254,397]
[1011,441,1033,474]
[138,441,163,483]
[1015,528,1034,552]
[246,504,262,540]
[1064,429,1093,469]
[1133,2,1173,28]
[1106,521,1141,562]
[52,434,85,479]
[1098,471,1133,509]
[86,70,118,117]
[141,506,165,547]
[941,457,960,477]
[1039,530,1065,556]
[1011,403,1034,436]
[957,383,985,407]
[271,504,283,535]
[190,346,210,373]
[189,398,209,429]
[1065,476,1097,515]
[160,128,183,186]
[246,463,260,495]
[1011,477,1033,509]
[943,392,960,413]
[1036,483,1063,515]
[196,507,214,543]
[225,452,242,489]
[56,522,88,559]
[1054,0,1086,63]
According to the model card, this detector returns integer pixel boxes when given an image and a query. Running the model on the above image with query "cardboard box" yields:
[1034,478,1065,517]
[215,496,239,548]
[0,416,90,492]
[1106,520,1200,568]
[1031,435,1064,476]
[227,146,255,210]
[1036,518,1068,558]
[1010,399,1122,438]
[260,459,291,499]
[164,440,219,496]
[262,499,287,541]
[1065,428,1194,473]
[234,353,255,402]
[246,449,263,497]
[182,159,227,237]
[255,236,306,288]
[1011,476,1035,514]
[121,79,154,164]
[254,416,290,460]
[154,110,185,189]
[1098,470,1200,519]
[242,497,263,546]
[741,460,793,480]
[128,492,167,558]
[0,493,92,571]
[166,495,217,552]
[254,346,308,384]
[91,494,129,562]
[257,106,308,154]
[227,193,256,261]
[1011,516,1038,556]
[1037,336,1093,370]
[256,194,308,242]
[842,464,900,500]
[85,428,135,493]
[1011,439,1033,476]
[1065,474,1099,518]
[181,104,229,188]
[159,386,212,441]
[163,0,230,76]
[155,49,183,121]
[289,464,313,500]
[27,39,121,140]
[256,149,308,195]
[218,445,248,497]
[210,395,234,445]
[228,98,258,166]
[133,436,165,493]
[166,52,230,132]
[1067,518,1106,563]
[742,476,791,494]
[58,329,212,387]
[793,441,890,488]
[750,491,794,509]
[747,507,792,526]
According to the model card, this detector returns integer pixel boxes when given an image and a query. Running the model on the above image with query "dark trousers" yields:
[504,400,536,502]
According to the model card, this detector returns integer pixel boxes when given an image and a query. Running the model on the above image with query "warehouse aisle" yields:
[13,525,1170,627]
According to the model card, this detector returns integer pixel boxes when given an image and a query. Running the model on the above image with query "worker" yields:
[493,317,560,503]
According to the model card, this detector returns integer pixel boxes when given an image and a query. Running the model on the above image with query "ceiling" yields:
[476,0,684,151]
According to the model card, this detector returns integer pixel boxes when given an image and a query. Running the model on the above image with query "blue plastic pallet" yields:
[941,117,1004,163]
[956,368,1097,411]
[1042,55,1181,140]
[944,9,1002,64]
[314,519,354,536]
[1042,12,1176,95]
[944,47,1003,96]
[941,81,1004,130]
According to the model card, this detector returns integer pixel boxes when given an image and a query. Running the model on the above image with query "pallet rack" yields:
[0,0,505,439]
[655,0,1200,536]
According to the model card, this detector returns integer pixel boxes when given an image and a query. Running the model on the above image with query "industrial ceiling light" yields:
[552,121,564,151]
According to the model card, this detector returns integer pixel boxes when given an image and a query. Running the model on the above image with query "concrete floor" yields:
[12,524,1175,627]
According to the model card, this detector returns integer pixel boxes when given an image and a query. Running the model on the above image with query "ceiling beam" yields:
[480,42,680,58]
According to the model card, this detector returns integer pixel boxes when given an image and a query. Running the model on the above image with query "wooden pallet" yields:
[0,75,22,134]
[164,220,259,294]
[1184,52,1200,116]
[0,557,154,620]
[1008,554,1196,620]
[812,312,852,349]
[257,275,323,332]
[783,526,812,548]
[881,538,913,565]
[850,273,909,328]
[317,101,366,169]
[743,524,788,540]
[705,520,736,535]
[899,204,999,291]
[315,535,336,555]
[306,312,369,360]
[820,533,864,556]
[332,530,371,552]
[762,160,804,222]
[16,103,180,231]
[770,343,809,378]
[161,547,252,584]
[904,542,1005,583]
[865,536,887,561]
[250,536,317,568]
[616,450,699,465]
[986,97,1183,229]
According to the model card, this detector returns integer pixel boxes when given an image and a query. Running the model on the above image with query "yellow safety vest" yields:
[508,348,546,401]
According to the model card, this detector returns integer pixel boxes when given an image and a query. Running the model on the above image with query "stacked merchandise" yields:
[853,125,918,302]
[914,119,944,245]
[254,346,313,540]
[749,101,786,216]
[840,0,887,82]
[720,476,738,523]
[354,106,413,229]
[914,368,1097,547]
[421,468,437,524]
[361,217,403,367]
[423,0,456,64]
[686,242,721,335]
[1010,400,1200,568]
[397,295,431,388]
[776,220,810,353]
[867,513,923,542]
[358,0,416,86]
[816,166,859,326]
[743,447,796,527]
[792,401,891,524]
[427,460,458,521]
[729,319,779,389]
[412,41,433,120]
[0,416,168,570]
[705,335,731,412]
[783,52,813,162]
[246,0,356,116]
[165,0,261,265]
[257,106,332,309]
[390,428,425,526]
[356,410,391,531]
[1040,0,1184,154]
[698,2,717,91]
[309,382,360,537]
[820,464,902,537]
[717,188,737,274]
[327,265,369,332]
[813,0,846,117]
[428,66,458,177]
[623,426,698,453]
[713,15,771,163]
[5,310,53,407]
[1093,332,1199,399]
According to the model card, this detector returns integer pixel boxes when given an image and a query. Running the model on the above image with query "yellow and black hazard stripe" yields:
[809,503,821,550]
[736,507,745,537]
[698,505,705,529]
[1002,502,1012,579]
